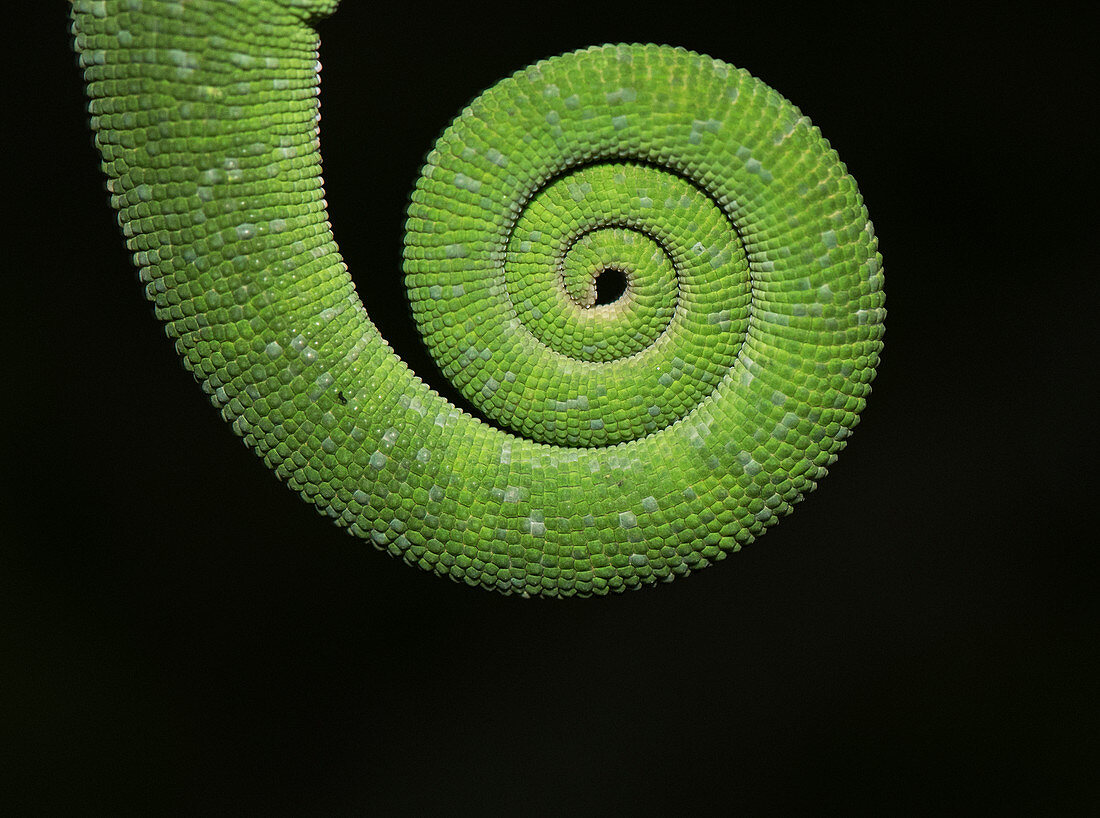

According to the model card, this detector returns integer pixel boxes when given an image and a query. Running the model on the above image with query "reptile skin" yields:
[70,0,885,597]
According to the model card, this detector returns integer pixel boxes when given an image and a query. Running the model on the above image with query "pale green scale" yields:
[72,0,884,596]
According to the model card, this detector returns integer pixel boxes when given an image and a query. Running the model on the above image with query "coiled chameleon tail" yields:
[71,0,885,597]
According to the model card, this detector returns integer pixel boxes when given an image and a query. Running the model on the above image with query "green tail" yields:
[71,0,884,596]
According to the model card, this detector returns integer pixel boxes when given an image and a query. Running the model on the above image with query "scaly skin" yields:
[71,0,885,597]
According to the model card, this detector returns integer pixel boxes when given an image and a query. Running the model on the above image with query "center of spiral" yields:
[406,157,754,447]
[590,267,629,307]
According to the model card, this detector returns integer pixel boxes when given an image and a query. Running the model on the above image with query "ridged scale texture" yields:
[71,0,885,597]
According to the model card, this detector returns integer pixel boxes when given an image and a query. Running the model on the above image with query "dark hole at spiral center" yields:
[592,267,628,306]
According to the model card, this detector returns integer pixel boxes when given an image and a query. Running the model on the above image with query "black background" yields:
[6,2,1093,813]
